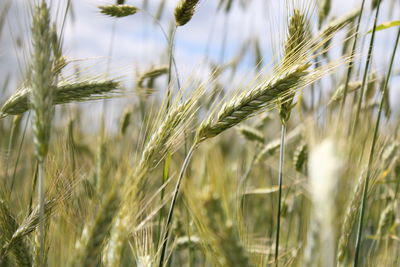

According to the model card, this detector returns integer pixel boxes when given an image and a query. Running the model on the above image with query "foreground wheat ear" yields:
[30,1,55,266]
[196,63,310,142]
[0,80,121,118]
[278,8,311,124]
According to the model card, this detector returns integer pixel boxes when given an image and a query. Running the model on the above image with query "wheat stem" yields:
[338,0,366,117]
[353,22,399,267]
[352,0,381,138]
[274,124,286,266]
[158,144,196,267]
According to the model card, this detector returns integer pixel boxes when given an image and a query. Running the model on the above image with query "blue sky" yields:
[1,0,399,126]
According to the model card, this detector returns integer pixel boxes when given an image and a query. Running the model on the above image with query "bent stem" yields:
[353,25,399,267]
[275,123,287,265]
[158,143,197,267]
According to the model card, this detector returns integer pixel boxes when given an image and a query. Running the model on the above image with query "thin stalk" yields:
[159,144,196,267]
[353,25,400,267]
[275,124,286,266]
[5,121,16,190]
[158,25,177,246]
[10,112,30,194]
[29,162,39,214]
[338,0,366,117]
[219,12,230,63]
[167,27,177,108]
[37,161,45,266]
[352,0,381,136]
[141,10,181,91]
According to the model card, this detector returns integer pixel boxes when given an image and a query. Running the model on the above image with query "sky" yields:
[1,0,399,128]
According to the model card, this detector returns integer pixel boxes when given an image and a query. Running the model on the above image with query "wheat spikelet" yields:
[196,64,310,142]
[293,142,308,172]
[204,195,251,266]
[137,90,202,178]
[329,81,362,105]
[318,9,360,42]
[238,125,264,144]
[278,9,311,124]
[283,9,311,65]
[376,203,396,237]
[255,126,302,163]
[30,1,54,161]
[119,108,132,136]
[382,142,398,167]
[136,66,169,89]
[0,199,55,262]
[336,171,365,265]
[318,0,331,26]
[174,0,200,26]
[329,76,376,105]
[0,199,32,266]
[0,80,120,117]
[99,5,139,18]
[72,190,120,267]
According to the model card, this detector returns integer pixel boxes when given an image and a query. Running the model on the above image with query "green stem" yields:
[159,144,197,267]
[167,26,177,108]
[158,25,177,247]
[9,113,30,195]
[141,10,181,91]
[352,0,381,137]
[338,0,366,117]
[38,161,45,266]
[353,25,400,267]
[275,123,286,266]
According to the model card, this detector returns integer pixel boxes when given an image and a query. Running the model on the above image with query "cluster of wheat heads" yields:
[1,0,400,266]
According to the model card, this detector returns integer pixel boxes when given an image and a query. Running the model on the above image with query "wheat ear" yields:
[99,5,139,18]
[196,64,310,142]
[72,190,120,267]
[0,199,32,266]
[0,80,120,117]
[174,0,200,26]
[30,2,55,265]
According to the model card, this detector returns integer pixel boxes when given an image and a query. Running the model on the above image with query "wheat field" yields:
[0,0,399,266]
